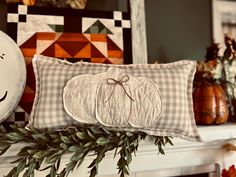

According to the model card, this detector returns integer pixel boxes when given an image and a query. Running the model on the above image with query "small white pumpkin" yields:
[63,73,105,124]
[128,77,162,128]
[96,67,162,128]
[96,67,133,127]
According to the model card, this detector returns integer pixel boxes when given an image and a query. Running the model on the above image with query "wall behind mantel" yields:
[145,0,212,63]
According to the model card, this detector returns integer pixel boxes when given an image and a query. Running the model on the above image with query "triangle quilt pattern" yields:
[19,32,123,63]
[84,20,113,34]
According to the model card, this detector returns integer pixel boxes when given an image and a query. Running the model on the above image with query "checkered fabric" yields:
[29,55,201,142]
[2,106,29,130]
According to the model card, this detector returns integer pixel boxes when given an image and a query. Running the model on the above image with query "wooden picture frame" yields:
[212,0,236,54]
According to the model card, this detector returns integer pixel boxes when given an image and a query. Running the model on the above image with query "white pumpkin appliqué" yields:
[63,73,105,124]
[96,67,133,127]
[128,77,162,128]
[63,67,162,128]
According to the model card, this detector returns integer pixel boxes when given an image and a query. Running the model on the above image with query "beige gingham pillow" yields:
[29,55,201,142]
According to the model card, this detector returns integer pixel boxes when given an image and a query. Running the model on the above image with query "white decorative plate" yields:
[0,31,26,122]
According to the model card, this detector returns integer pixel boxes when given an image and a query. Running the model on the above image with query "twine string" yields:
[105,75,134,103]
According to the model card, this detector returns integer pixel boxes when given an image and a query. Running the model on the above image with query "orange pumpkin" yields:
[21,0,36,6]
[193,80,229,125]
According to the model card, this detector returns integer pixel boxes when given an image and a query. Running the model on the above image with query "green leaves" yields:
[44,150,64,164]
[68,145,80,152]
[165,137,174,146]
[96,137,110,146]
[5,132,24,141]
[0,124,173,177]
[117,147,131,177]
[49,165,56,177]
[32,133,47,142]
[33,151,50,159]
[75,132,86,139]
[17,128,30,136]
[60,135,72,144]
[0,143,11,155]
[0,125,7,133]
[4,167,17,177]
[153,136,173,155]
[65,161,77,175]
[16,159,26,174]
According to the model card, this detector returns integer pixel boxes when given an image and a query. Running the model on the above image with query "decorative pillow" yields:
[29,54,201,142]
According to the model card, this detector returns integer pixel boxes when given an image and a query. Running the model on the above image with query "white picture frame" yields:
[129,0,148,64]
[212,0,236,54]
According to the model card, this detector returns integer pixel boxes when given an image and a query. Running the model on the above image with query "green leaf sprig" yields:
[0,125,173,177]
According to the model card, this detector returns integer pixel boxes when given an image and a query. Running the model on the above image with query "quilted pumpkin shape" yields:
[95,67,133,127]
[63,67,162,128]
[128,77,162,128]
[63,73,105,124]
[96,67,162,128]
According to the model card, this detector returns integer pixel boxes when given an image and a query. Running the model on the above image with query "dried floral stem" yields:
[222,143,236,152]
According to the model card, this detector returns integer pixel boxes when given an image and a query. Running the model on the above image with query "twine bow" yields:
[105,75,134,103]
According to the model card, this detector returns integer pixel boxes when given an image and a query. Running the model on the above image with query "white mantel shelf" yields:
[198,123,236,142]
[1,124,236,177]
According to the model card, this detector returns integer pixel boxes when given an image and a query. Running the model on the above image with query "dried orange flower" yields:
[222,165,236,177]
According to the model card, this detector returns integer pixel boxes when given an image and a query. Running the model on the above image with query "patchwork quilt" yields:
[3,4,132,128]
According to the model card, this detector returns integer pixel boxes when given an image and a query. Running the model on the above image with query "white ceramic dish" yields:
[0,31,26,122]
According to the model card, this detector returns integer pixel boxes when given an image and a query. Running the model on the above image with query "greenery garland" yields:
[0,125,173,177]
